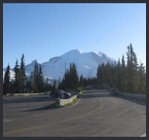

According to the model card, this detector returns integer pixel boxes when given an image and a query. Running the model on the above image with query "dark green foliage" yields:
[38,65,44,91]
[137,62,146,94]
[9,81,15,93]
[96,44,146,94]
[33,62,39,92]
[3,64,10,95]
[79,74,84,87]
[120,55,127,91]
[30,62,49,93]
[126,44,138,93]
[13,56,27,93]
[59,63,79,91]
[115,58,121,89]
[83,77,96,89]
[4,44,146,95]
[97,64,104,84]
[14,59,20,93]
[52,80,57,90]
[29,62,53,93]
[30,71,34,92]
[44,78,52,92]
[4,54,53,94]
[19,54,26,93]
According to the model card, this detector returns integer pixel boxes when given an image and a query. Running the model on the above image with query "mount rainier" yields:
[3,50,115,81]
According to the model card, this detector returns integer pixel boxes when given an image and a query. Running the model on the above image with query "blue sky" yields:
[3,3,146,68]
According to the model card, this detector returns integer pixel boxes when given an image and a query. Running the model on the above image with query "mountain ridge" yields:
[3,49,115,81]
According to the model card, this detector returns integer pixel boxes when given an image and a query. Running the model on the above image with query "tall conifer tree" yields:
[3,64,10,95]
[14,59,20,93]
[19,54,26,93]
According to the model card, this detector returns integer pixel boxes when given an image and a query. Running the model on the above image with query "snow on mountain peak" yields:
[78,49,84,54]
[41,49,115,80]
[3,70,15,81]
[98,52,103,57]
[64,49,84,55]
[31,59,38,64]
[3,49,115,81]
[49,57,60,63]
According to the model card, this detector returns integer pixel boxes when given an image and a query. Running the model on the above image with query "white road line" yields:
[140,133,146,137]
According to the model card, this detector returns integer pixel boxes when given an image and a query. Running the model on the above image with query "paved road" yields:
[3,90,146,137]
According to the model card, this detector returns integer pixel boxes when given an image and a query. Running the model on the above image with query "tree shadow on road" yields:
[112,95,146,106]
[80,92,146,106]
[3,96,56,104]
[23,101,60,112]
[80,93,112,99]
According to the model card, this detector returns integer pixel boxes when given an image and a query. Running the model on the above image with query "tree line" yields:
[58,44,146,94]
[3,44,146,95]
[96,44,146,94]
[3,54,53,95]
[58,63,79,91]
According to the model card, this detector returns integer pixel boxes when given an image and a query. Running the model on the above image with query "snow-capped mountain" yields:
[3,50,115,81]
[3,69,15,81]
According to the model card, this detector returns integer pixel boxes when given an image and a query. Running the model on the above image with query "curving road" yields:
[3,90,146,137]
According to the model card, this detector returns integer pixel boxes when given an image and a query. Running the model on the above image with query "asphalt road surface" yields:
[3,90,146,137]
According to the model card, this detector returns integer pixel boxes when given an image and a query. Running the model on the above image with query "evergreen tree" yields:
[44,78,51,92]
[59,63,79,90]
[126,44,138,93]
[79,74,84,87]
[14,59,20,93]
[38,65,44,92]
[30,71,34,92]
[120,55,127,91]
[72,63,79,89]
[95,43,145,94]
[9,81,15,93]
[26,80,31,93]
[52,80,57,90]
[3,64,10,95]
[19,54,26,93]
[29,63,45,93]
[137,62,146,94]
[97,64,105,84]
[58,77,61,89]
[33,62,39,92]
[110,63,115,87]
[104,62,112,85]
[116,58,121,89]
